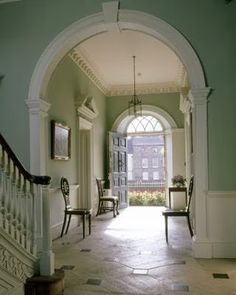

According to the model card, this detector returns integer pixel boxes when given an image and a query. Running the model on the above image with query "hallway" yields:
[53,207,236,294]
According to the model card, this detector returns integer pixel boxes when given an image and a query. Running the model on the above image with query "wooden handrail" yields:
[0,133,51,185]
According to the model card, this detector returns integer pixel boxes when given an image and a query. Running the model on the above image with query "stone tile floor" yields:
[53,207,236,294]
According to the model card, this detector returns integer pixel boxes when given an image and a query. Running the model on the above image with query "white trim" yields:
[25,99,51,175]
[27,7,210,257]
[76,96,99,121]
[79,117,93,130]
[212,242,236,258]
[103,1,120,33]
[208,191,236,198]
[111,104,177,133]
[28,10,205,102]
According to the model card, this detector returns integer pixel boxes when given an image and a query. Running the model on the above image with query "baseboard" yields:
[192,237,236,258]
[192,237,213,258]
[212,242,236,258]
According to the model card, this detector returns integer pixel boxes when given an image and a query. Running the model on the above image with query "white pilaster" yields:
[189,87,212,257]
[25,99,51,175]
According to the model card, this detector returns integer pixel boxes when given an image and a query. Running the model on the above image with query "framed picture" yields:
[51,120,71,160]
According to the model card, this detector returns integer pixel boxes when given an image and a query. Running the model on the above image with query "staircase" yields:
[0,133,52,294]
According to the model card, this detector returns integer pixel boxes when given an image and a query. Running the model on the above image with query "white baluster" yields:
[31,182,37,255]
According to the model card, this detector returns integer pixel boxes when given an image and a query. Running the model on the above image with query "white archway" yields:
[26,7,211,257]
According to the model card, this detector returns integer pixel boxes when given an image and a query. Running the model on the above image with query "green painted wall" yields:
[47,56,107,185]
[0,0,235,189]
[106,93,183,131]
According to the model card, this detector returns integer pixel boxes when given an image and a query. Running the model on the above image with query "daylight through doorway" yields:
[127,116,166,206]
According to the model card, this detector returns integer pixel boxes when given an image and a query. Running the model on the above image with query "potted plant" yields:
[171,175,186,187]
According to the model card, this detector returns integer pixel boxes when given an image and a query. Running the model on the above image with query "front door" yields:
[109,132,128,208]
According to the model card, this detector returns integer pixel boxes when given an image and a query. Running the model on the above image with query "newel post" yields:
[39,183,55,276]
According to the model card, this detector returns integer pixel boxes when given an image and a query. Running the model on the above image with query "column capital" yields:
[189,87,211,106]
[180,92,192,114]
[25,98,51,116]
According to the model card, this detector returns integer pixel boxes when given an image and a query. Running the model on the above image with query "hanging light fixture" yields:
[128,56,142,117]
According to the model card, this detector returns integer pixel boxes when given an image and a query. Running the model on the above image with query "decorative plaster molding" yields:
[102,1,120,33]
[189,87,211,106]
[176,59,188,88]
[69,49,108,94]
[25,99,51,116]
[0,244,36,282]
[179,92,192,114]
[69,48,189,96]
[107,83,184,96]
[79,117,93,130]
[76,96,99,121]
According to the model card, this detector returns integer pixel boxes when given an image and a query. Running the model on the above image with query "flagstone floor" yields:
[53,206,236,294]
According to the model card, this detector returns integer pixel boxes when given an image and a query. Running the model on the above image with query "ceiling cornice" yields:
[69,48,188,96]
[69,49,108,95]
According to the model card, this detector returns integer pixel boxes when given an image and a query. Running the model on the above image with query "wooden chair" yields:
[96,178,119,218]
[162,176,194,243]
[60,177,92,239]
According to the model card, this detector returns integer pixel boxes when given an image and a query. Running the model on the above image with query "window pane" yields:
[152,158,158,168]
[153,171,159,180]
[142,158,148,168]
[127,115,163,133]
[142,172,149,180]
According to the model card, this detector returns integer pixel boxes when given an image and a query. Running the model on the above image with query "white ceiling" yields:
[69,30,188,96]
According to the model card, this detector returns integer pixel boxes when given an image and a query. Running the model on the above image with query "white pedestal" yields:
[103,189,111,196]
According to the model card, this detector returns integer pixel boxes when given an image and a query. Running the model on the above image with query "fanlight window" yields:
[127,116,163,133]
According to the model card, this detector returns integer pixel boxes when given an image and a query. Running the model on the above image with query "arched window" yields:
[127,115,163,134]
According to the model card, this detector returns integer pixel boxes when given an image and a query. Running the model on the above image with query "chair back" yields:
[61,177,71,209]
[186,176,194,212]
[96,178,104,198]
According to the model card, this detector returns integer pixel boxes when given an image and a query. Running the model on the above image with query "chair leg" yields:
[60,214,67,237]
[164,215,168,243]
[65,214,72,235]
[96,200,101,216]
[88,214,91,235]
[113,200,116,217]
[116,200,119,215]
[82,214,86,239]
[186,215,194,237]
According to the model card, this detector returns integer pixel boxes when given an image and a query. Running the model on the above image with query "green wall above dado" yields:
[106,93,183,131]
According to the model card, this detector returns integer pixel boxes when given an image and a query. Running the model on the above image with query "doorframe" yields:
[26,5,211,257]
[78,118,93,209]
[111,105,182,190]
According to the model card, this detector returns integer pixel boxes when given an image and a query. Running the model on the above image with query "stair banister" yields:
[0,133,54,276]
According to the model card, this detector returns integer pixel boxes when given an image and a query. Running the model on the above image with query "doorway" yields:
[127,115,167,207]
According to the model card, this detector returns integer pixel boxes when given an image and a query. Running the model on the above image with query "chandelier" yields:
[128,56,142,117]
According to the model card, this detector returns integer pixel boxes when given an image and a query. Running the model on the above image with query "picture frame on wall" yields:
[51,120,71,160]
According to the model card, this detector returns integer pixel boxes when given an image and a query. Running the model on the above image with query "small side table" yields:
[168,187,187,208]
